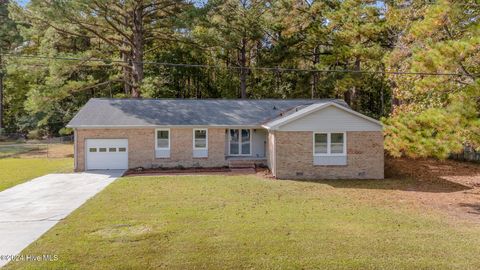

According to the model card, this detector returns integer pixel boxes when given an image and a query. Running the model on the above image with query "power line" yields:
[0,53,470,77]
[378,0,480,8]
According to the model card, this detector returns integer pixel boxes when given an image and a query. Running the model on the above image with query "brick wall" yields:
[274,131,384,179]
[75,128,227,171]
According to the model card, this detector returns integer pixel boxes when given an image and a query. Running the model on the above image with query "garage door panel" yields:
[86,139,128,170]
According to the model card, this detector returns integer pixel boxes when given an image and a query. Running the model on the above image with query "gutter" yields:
[66,125,266,129]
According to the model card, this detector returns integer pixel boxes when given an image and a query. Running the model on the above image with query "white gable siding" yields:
[278,106,382,132]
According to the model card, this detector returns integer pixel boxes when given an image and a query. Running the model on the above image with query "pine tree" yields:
[383,0,480,158]
[193,0,267,98]
[13,0,187,97]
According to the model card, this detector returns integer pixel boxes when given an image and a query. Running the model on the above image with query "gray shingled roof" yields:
[67,98,348,127]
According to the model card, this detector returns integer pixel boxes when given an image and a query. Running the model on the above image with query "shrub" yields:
[27,130,44,140]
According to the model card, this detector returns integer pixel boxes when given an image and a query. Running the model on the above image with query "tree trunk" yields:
[122,14,132,96]
[311,45,319,99]
[380,84,384,116]
[345,57,361,108]
[131,4,144,98]
[122,51,131,95]
[239,38,247,99]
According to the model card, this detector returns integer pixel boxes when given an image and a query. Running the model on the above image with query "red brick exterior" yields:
[75,128,227,171]
[75,128,383,180]
[273,131,384,179]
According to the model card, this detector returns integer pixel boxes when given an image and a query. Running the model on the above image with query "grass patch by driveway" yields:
[0,158,73,191]
[5,175,480,269]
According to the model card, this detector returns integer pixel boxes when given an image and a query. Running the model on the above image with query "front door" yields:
[229,129,251,156]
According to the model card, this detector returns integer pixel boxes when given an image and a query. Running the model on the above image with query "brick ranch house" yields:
[67,98,384,179]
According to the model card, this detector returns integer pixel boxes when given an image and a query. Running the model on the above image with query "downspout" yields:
[73,129,77,171]
[272,130,276,177]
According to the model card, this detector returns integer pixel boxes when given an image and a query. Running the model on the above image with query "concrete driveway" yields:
[0,170,123,267]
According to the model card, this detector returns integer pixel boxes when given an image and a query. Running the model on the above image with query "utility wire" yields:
[0,53,471,77]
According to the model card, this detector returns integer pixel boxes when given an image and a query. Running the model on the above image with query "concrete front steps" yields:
[228,158,266,174]
[228,159,256,169]
[229,160,256,174]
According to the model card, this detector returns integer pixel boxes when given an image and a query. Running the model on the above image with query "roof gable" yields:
[263,102,382,131]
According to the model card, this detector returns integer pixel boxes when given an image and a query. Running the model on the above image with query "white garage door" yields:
[86,139,128,170]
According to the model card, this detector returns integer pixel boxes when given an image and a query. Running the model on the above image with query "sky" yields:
[15,0,29,7]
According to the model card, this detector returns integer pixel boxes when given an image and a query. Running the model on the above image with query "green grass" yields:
[0,144,45,158]
[0,158,73,191]
[5,175,480,269]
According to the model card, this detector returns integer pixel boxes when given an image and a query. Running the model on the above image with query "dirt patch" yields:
[386,157,480,189]
[91,224,152,239]
[374,157,480,222]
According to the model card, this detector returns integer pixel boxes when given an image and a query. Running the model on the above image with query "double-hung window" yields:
[155,129,170,158]
[193,129,208,158]
[313,132,346,165]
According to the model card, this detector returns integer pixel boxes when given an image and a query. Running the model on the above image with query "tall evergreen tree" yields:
[0,0,21,130]
[12,0,188,97]
[194,0,268,98]
[0,0,399,139]
[383,0,480,158]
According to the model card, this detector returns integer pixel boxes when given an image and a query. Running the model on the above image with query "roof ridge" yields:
[91,97,342,101]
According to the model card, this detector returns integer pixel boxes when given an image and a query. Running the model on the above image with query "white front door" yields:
[85,139,128,170]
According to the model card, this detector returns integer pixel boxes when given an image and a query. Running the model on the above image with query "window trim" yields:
[155,128,171,150]
[193,128,208,150]
[228,128,252,156]
[313,132,347,156]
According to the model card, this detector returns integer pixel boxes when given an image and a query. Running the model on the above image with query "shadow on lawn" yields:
[290,157,479,193]
[459,203,480,215]
[297,177,470,193]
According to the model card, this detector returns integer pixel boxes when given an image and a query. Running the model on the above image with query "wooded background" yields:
[0,0,478,158]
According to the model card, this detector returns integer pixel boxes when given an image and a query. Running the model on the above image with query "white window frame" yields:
[228,128,252,156]
[313,132,347,156]
[193,128,208,150]
[155,128,170,150]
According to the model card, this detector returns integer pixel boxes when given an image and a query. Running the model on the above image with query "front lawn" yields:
[6,175,480,269]
[0,158,73,191]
